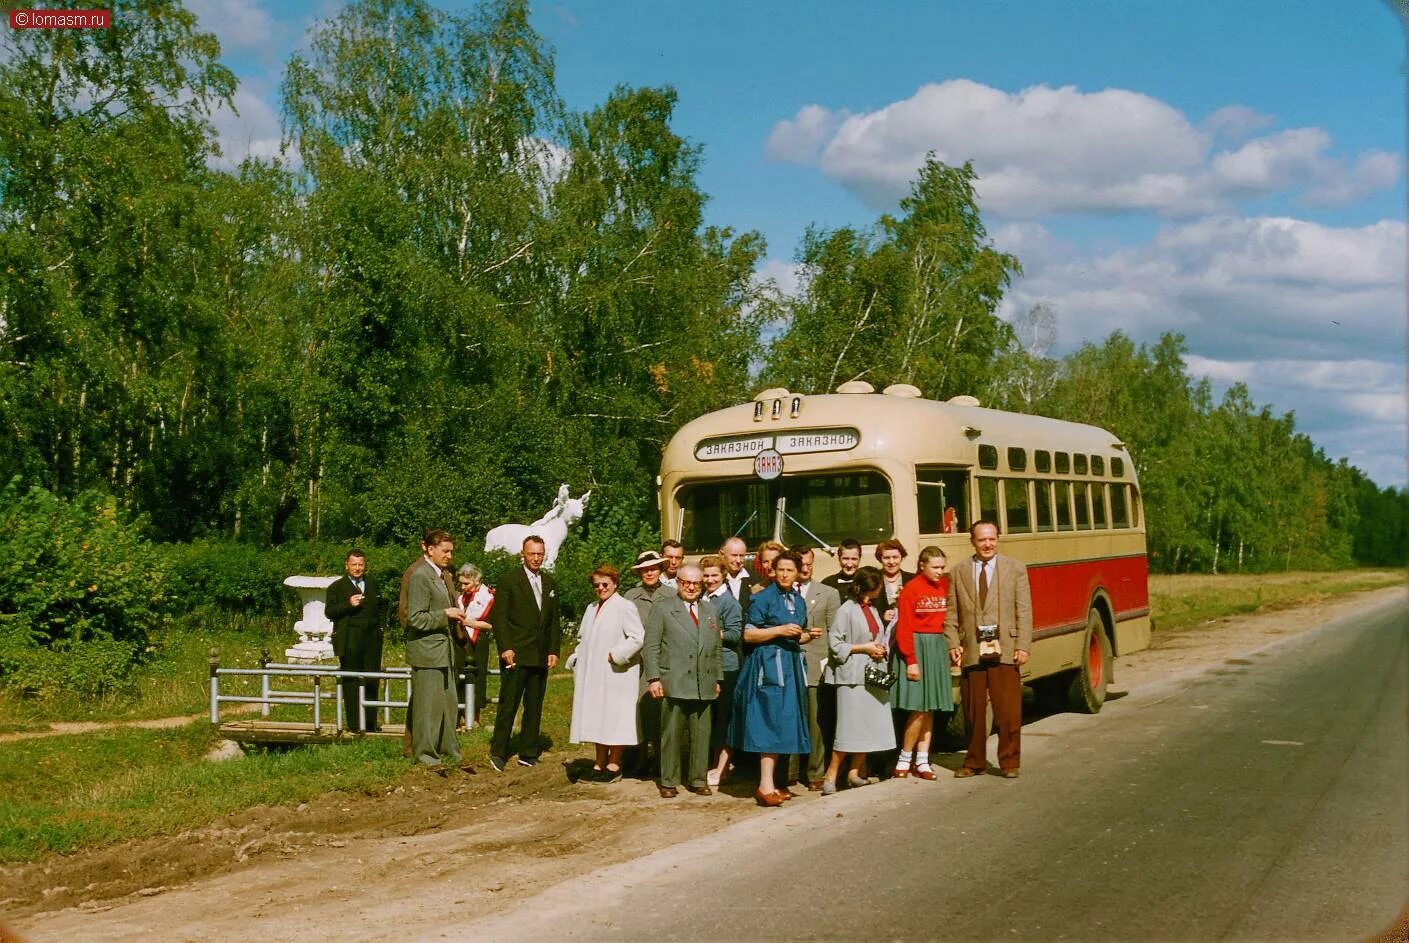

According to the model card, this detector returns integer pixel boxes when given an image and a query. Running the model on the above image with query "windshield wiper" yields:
[782,508,835,557]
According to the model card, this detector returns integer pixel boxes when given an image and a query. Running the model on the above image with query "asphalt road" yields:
[460,593,1408,942]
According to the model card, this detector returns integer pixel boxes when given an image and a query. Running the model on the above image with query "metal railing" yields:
[207,648,480,735]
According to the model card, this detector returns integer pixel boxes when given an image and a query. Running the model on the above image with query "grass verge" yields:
[1149,568,1403,634]
[0,673,575,864]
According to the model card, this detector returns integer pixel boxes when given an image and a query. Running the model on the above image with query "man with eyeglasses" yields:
[643,565,724,798]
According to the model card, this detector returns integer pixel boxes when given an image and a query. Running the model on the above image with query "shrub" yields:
[0,480,169,697]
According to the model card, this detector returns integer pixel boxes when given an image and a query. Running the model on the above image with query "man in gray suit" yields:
[793,546,841,789]
[643,565,724,798]
[405,530,468,772]
[944,519,1033,779]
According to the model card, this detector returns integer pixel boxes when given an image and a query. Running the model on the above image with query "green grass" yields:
[0,611,291,728]
[0,665,578,864]
[0,723,413,861]
[1149,568,1403,634]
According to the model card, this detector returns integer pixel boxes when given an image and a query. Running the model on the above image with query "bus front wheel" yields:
[1067,609,1112,714]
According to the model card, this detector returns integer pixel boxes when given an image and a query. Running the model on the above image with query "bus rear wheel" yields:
[1067,609,1112,714]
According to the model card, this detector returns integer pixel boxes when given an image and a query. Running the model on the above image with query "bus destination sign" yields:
[694,427,860,461]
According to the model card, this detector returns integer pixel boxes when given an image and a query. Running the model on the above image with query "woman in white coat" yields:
[567,564,645,782]
[821,566,896,794]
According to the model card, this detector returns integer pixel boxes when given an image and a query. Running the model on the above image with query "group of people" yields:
[325,528,564,775]
[324,520,1034,804]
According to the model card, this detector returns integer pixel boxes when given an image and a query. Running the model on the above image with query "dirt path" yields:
[5,585,1404,942]
[0,704,262,745]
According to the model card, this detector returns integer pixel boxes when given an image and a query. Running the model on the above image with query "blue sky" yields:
[201,0,1407,487]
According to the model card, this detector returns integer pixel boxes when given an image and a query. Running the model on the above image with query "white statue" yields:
[484,485,590,570]
[283,574,339,662]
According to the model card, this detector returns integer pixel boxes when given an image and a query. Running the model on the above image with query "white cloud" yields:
[765,104,848,164]
[188,0,280,57]
[756,257,802,298]
[1183,355,1407,486]
[1203,105,1275,142]
[209,86,298,171]
[1005,215,1405,360]
[768,80,1401,218]
[1001,215,1406,484]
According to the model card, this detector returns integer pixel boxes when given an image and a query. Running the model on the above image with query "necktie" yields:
[688,603,698,625]
[979,562,989,609]
[531,574,542,608]
[355,579,364,594]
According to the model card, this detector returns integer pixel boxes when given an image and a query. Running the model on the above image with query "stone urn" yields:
[283,575,339,663]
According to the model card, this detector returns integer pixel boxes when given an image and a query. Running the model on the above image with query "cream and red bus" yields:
[657,381,1151,713]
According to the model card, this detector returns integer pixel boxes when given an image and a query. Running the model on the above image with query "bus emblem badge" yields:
[753,448,783,481]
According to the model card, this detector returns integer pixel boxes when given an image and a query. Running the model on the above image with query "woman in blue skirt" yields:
[729,549,810,807]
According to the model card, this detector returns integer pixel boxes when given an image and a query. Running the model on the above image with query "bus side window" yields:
[1092,483,1108,528]
[1073,482,1092,530]
[1111,483,1130,528]
[1035,480,1056,532]
[1004,479,1031,533]
[977,477,999,524]
[1130,487,1142,527]
[1056,481,1074,531]
[917,467,969,535]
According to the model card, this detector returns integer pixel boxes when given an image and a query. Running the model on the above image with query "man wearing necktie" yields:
[487,535,562,771]
[326,549,386,733]
[405,531,468,770]
[943,520,1033,779]
[643,565,724,798]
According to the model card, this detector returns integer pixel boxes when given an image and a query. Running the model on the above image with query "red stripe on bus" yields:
[1025,555,1149,635]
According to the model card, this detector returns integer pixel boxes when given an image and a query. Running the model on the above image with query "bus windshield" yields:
[678,470,893,553]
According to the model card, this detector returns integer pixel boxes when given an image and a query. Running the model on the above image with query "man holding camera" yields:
[944,519,1032,779]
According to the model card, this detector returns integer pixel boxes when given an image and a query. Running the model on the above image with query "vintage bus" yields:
[657,381,1151,713]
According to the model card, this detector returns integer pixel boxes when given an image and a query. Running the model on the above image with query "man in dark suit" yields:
[325,549,386,733]
[944,519,1033,779]
[822,538,864,595]
[487,535,562,770]
[719,536,753,614]
[643,565,723,797]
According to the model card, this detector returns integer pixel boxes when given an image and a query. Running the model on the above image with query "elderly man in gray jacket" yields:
[643,565,724,798]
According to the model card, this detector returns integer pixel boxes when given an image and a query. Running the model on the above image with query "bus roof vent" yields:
[835,381,875,394]
[883,383,922,398]
[947,394,981,407]
[753,387,790,401]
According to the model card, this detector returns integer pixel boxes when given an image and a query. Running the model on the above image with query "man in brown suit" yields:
[944,519,1033,779]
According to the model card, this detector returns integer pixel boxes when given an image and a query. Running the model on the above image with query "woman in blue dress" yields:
[728,549,811,807]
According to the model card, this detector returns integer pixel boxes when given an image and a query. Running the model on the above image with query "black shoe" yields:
[517,756,539,768]
[489,755,507,772]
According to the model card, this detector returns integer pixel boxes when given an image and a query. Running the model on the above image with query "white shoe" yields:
[706,769,721,787]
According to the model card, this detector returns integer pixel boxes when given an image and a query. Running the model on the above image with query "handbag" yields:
[864,660,896,690]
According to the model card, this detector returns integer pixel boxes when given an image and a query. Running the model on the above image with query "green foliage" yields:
[0,481,168,696]
[0,0,1399,600]
[764,156,1020,399]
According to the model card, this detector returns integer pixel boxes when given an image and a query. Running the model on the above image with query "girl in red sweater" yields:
[891,546,954,779]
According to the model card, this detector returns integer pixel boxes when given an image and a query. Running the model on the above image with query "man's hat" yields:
[631,550,665,570]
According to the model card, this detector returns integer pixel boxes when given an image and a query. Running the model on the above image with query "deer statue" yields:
[483,485,591,570]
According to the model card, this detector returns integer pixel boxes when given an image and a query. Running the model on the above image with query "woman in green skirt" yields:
[890,546,953,779]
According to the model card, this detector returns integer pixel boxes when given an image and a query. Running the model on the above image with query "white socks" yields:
[896,750,914,771]
[915,751,931,772]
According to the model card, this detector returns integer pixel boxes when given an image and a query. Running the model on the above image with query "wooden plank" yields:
[216,720,408,745]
